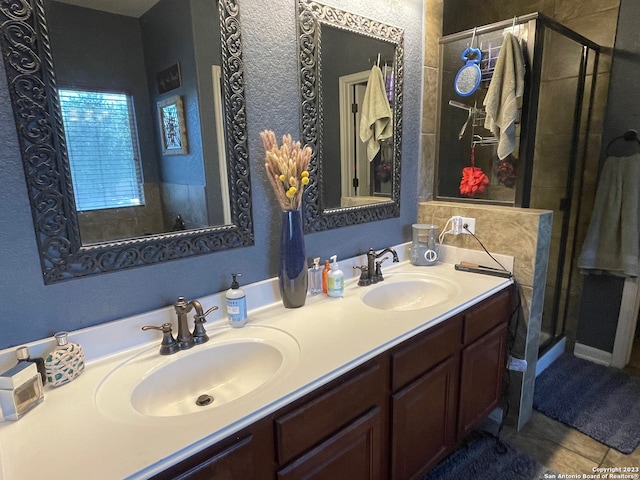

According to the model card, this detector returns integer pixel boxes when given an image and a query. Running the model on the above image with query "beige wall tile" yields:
[422,66,439,134]
[419,133,436,201]
[554,0,619,24]
[563,8,619,49]
[424,0,442,68]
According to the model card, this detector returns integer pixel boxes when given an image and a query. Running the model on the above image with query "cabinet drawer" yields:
[151,416,273,480]
[463,287,512,345]
[391,315,462,391]
[275,357,385,466]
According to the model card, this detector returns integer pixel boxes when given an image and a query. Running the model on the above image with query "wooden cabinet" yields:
[457,287,512,440]
[458,322,508,439]
[149,418,273,480]
[277,407,383,480]
[389,286,513,480]
[275,355,388,479]
[153,286,514,480]
[390,316,462,480]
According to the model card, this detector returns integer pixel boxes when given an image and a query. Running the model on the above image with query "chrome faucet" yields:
[142,297,218,355]
[360,247,399,285]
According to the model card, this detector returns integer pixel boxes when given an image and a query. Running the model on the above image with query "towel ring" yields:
[605,129,640,156]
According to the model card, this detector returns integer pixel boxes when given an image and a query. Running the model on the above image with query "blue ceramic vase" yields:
[279,209,308,308]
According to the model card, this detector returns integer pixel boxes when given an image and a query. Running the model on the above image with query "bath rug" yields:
[423,432,556,480]
[533,353,640,454]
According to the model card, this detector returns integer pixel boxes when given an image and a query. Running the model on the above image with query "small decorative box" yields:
[0,362,44,421]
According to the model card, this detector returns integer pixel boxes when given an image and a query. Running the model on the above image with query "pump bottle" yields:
[226,273,248,327]
[309,257,322,296]
[322,259,330,294]
[327,255,344,297]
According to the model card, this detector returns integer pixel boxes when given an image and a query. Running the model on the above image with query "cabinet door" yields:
[151,420,273,480]
[457,322,508,440]
[277,407,383,480]
[390,355,459,480]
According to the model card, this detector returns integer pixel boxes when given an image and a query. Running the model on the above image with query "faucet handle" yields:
[375,258,388,281]
[353,266,370,286]
[192,305,219,345]
[142,323,179,355]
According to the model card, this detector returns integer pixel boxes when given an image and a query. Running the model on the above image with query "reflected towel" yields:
[359,65,393,162]
[483,33,525,160]
[578,154,640,277]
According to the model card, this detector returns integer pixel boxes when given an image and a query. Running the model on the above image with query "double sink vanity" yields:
[0,245,514,480]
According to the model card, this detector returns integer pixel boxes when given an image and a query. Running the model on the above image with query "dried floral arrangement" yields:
[261,130,312,211]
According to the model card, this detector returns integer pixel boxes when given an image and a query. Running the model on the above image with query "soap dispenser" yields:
[322,259,330,294]
[309,257,322,296]
[44,332,85,387]
[327,255,344,298]
[226,273,248,328]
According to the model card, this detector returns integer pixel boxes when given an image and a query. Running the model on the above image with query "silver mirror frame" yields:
[0,0,253,284]
[296,0,403,233]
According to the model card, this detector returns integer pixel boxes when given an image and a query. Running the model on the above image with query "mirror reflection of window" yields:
[58,88,146,212]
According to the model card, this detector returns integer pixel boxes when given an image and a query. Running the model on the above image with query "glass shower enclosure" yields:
[434,13,601,356]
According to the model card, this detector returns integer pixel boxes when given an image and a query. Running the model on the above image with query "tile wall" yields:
[422,0,620,359]
[418,201,552,429]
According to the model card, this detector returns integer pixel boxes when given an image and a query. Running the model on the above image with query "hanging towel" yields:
[578,153,640,277]
[483,32,525,160]
[359,65,393,162]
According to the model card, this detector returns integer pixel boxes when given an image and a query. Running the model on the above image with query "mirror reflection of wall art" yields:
[158,95,188,155]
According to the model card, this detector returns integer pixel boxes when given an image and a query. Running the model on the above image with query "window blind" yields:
[58,89,145,211]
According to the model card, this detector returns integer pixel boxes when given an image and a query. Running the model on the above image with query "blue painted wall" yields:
[0,0,423,349]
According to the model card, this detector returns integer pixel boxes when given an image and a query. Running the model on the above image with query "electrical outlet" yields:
[461,217,476,235]
[451,216,463,234]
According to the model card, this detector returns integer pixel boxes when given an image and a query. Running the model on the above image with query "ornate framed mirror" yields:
[296,0,404,233]
[0,0,252,284]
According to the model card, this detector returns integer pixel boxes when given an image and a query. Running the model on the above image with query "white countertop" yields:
[0,244,513,480]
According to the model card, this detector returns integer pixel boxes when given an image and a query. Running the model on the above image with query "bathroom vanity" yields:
[0,250,514,480]
[153,287,513,480]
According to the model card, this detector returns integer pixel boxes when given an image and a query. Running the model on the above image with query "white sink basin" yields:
[95,326,300,421]
[361,273,460,311]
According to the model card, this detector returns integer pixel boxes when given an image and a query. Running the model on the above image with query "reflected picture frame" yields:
[157,95,188,155]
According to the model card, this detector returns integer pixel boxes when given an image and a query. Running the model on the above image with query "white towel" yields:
[483,33,525,160]
[359,65,393,162]
[578,154,640,277]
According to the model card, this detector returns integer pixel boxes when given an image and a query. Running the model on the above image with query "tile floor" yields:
[499,339,640,476]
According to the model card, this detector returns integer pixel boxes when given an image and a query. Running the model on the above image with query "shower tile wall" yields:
[422,0,621,352]
[531,30,584,348]
[529,3,619,350]
[418,201,552,430]
[419,0,442,202]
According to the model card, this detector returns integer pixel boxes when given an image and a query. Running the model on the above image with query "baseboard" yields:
[536,337,566,377]
[573,342,612,366]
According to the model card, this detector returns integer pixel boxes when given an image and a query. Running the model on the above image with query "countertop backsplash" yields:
[0,242,513,378]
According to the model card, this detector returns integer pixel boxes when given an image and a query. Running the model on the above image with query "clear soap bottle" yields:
[309,257,322,296]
